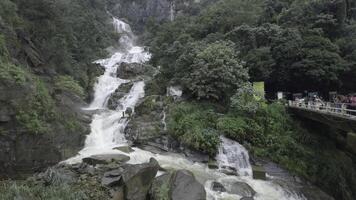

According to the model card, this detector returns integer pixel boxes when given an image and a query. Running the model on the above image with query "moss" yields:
[54,75,85,98]
[155,182,170,200]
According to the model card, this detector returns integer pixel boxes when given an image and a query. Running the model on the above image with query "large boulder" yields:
[117,62,158,80]
[225,181,256,198]
[171,170,206,200]
[101,168,124,187]
[125,95,166,143]
[211,181,226,192]
[82,154,130,166]
[113,146,134,153]
[107,82,134,110]
[149,170,206,200]
[121,158,159,200]
[252,165,266,180]
[117,62,144,79]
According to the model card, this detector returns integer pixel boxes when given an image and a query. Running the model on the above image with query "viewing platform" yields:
[288,100,356,154]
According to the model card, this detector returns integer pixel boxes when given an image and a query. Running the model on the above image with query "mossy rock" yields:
[252,165,266,180]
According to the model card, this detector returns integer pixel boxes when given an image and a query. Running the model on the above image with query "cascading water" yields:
[66,16,306,200]
[216,136,252,177]
[66,17,150,162]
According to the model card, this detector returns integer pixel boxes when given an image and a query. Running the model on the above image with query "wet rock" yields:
[125,95,166,143]
[240,197,254,200]
[184,149,209,163]
[70,162,96,175]
[117,62,145,79]
[112,187,125,200]
[211,181,226,192]
[121,158,159,200]
[114,146,134,153]
[226,181,256,198]
[149,170,206,200]
[101,168,125,187]
[82,154,130,166]
[107,82,134,110]
[252,165,266,180]
[208,159,219,169]
[102,176,121,187]
[219,166,238,176]
[149,173,171,200]
[171,170,206,200]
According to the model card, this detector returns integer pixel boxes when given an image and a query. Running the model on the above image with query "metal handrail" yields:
[288,100,356,118]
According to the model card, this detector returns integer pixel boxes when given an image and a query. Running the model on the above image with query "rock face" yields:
[107,0,217,32]
[0,63,99,178]
[121,158,160,200]
[125,95,166,143]
[149,170,206,200]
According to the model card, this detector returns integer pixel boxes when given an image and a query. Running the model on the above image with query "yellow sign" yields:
[253,82,265,100]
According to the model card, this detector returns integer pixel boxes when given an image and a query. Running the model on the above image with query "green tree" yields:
[181,41,248,101]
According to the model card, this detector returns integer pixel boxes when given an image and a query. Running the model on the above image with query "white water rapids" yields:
[66,17,306,200]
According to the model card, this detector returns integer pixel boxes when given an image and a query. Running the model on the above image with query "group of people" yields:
[334,94,356,108]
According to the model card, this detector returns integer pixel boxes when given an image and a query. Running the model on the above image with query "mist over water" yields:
[66,17,306,200]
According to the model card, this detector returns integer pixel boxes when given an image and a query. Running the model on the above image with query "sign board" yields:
[253,82,265,100]
[277,92,283,100]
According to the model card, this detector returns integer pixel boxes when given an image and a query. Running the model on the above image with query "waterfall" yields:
[216,136,252,176]
[65,16,306,200]
[66,17,150,161]
[170,1,175,21]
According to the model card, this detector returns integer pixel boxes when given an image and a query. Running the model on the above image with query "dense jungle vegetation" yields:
[144,0,356,199]
[0,0,356,199]
[0,0,117,134]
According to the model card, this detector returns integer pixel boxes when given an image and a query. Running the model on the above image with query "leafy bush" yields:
[16,78,55,134]
[168,102,220,155]
[54,75,85,97]
[217,116,264,145]
[217,117,247,140]
[0,181,108,200]
[230,83,262,114]
[0,62,27,85]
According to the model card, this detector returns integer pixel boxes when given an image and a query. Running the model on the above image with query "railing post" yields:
[342,104,347,115]
[326,102,331,112]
